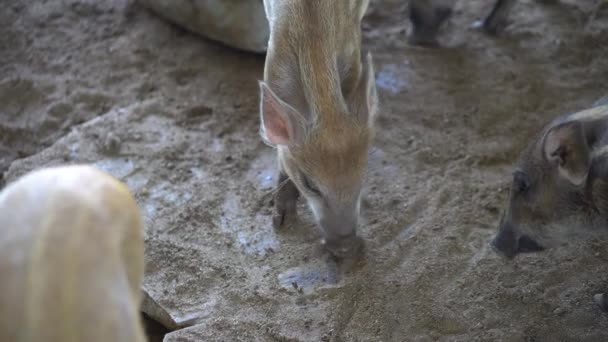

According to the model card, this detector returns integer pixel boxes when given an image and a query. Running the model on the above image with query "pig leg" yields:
[408,0,453,47]
[273,171,299,229]
[594,293,608,312]
[476,0,559,34]
[474,0,517,35]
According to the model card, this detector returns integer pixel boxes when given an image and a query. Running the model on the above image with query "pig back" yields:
[0,165,146,342]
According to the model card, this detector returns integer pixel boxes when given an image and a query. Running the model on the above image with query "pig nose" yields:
[490,233,517,259]
[323,235,364,258]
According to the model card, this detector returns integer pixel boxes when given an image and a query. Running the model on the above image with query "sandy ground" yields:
[2,0,608,341]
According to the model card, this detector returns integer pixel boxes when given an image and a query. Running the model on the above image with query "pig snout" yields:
[515,235,544,253]
[491,232,545,258]
[491,215,519,259]
[323,234,364,258]
[491,216,545,258]
[318,211,363,257]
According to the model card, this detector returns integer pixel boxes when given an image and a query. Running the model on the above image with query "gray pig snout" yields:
[491,233,517,259]
[491,217,518,259]
[491,215,545,259]
[319,210,359,238]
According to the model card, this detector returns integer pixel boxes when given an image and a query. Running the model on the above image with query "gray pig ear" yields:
[259,81,307,146]
[350,52,379,128]
[543,121,590,185]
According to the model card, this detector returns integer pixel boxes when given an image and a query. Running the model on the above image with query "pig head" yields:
[492,113,608,258]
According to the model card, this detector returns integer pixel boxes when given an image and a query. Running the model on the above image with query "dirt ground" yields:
[2,0,608,341]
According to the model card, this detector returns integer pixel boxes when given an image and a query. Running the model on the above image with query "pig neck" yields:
[266,46,359,125]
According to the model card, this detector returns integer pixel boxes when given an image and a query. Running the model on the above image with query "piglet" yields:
[259,0,379,257]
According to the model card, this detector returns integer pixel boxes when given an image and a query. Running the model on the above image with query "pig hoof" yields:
[408,4,451,47]
[489,237,516,259]
[436,7,453,22]
[272,213,284,229]
[272,210,295,229]
[272,211,294,229]
[272,174,299,229]
[272,205,296,229]
[481,19,509,35]
[594,293,608,312]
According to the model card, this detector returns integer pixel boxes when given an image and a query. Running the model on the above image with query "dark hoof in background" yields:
[272,212,286,229]
[594,293,608,312]
[272,173,299,230]
[408,3,452,48]
[490,238,516,259]
[473,0,517,35]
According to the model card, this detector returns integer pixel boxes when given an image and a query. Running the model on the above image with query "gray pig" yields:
[492,98,608,311]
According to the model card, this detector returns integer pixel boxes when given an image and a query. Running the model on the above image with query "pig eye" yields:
[301,173,322,196]
[513,170,530,193]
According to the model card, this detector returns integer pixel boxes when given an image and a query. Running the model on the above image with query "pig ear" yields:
[351,52,379,127]
[259,81,306,146]
[543,121,590,185]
